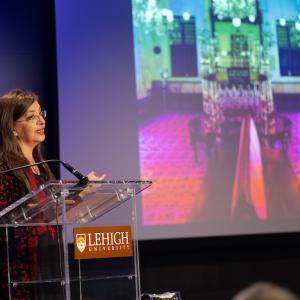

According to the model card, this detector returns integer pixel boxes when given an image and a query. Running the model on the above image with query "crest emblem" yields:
[76,234,86,253]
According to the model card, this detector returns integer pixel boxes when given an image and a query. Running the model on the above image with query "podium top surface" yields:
[0,180,152,226]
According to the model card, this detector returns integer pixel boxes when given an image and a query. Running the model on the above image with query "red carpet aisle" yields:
[139,113,207,225]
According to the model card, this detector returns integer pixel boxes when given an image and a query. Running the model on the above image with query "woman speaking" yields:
[0,89,103,299]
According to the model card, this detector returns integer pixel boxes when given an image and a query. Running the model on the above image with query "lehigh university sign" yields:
[73,226,133,259]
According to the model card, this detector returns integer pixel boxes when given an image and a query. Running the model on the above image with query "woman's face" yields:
[13,101,46,150]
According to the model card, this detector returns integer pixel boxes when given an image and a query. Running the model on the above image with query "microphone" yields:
[0,159,89,184]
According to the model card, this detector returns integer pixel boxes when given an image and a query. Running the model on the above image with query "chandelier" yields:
[132,0,175,35]
[212,0,257,20]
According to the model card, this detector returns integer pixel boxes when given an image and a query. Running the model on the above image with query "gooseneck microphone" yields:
[0,159,89,185]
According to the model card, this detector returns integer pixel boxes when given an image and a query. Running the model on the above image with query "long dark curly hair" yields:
[0,89,54,190]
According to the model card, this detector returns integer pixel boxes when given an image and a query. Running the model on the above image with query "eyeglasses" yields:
[17,110,47,123]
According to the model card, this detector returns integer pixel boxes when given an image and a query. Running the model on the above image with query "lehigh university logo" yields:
[76,234,86,253]
[73,226,132,259]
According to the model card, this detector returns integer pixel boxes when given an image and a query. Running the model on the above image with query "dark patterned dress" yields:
[0,166,54,300]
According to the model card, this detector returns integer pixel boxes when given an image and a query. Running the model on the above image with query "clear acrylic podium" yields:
[0,180,151,300]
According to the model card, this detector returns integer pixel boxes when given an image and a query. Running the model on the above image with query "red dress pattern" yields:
[0,168,48,300]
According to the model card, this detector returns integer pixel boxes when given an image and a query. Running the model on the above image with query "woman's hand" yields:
[79,171,106,199]
[86,171,106,182]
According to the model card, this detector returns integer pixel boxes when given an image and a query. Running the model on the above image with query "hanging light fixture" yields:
[166,10,174,23]
[278,0,288,27]
[249,15,256,23]
[279,18,286,26]
[212,0,256,20]
[182,11,191,21]
[161,8,169,17]
[232,17,242,27]
[132,0,175,35]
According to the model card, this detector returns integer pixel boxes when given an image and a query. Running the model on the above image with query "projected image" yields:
[132,0,300,231]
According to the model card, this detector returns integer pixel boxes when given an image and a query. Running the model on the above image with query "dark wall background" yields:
[0,0,59,176]
[1,1,300,299]
[139,233,300,299]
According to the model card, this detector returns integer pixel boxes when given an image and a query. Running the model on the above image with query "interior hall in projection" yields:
[132,0,300,231]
